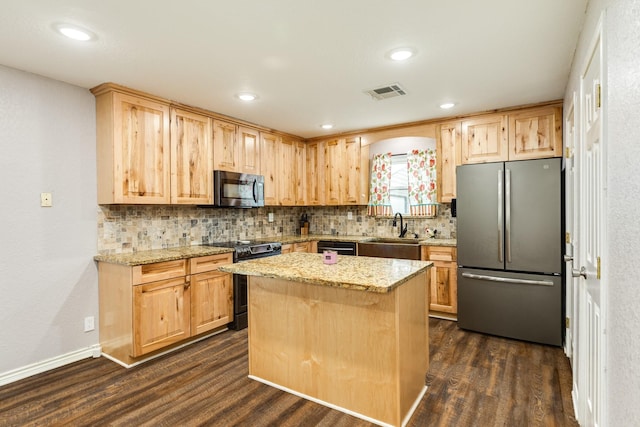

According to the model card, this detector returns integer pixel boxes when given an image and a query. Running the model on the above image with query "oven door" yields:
[213,170,264,207]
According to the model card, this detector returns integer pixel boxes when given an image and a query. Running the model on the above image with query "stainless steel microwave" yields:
[213,170,265,208]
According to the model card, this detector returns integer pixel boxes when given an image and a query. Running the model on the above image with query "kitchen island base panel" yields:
[247,273,429,427]
[248,375,428,427]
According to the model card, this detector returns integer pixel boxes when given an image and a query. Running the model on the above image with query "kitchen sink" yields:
[358,239,421,260]
[367,237,421,244]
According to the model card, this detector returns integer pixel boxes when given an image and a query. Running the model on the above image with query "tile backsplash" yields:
[97,205,456,254]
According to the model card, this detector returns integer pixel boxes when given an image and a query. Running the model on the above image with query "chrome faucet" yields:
[392,212,408,238]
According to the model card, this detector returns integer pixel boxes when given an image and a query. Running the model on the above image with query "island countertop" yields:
[218,252,431,293]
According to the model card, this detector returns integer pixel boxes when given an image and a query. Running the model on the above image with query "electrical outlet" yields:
[84,316,95,332]
[347,211,353,220]
[268,212,274,222]
[40,192,52,207]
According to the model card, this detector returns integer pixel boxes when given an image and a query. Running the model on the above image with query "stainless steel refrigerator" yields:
[456,157,563,346]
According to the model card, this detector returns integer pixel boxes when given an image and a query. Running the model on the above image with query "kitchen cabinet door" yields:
[342,137,361,205]
[422,246,458,317]
[133,277,191,356]
[508,106,562,160]
[260,132,280,205]
[295,140,307,206]
[170,108,213,204]
[306,140,325,205]
[279,138,297,205]
[191,270,233,335]
[238,126,261,174]
[436,121,462,203]
[324,139,342,205]
[461,114,508,164]
[95,90,171,204]
[213,120,239,172]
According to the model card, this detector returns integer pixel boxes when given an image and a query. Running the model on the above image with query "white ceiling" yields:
[0,0,588,139]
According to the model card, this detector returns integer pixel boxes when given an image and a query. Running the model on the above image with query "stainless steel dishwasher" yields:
[316,240,356,256]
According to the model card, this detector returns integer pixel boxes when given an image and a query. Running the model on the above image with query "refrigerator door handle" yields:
[505,168,512,263]
[462,272,554,287]
[498,170,504,262]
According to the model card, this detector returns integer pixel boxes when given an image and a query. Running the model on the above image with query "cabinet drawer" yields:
[190,253,233,274]
[422,246,457,262]
[132,259,188,285]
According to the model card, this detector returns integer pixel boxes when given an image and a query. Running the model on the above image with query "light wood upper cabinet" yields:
[324,139,342,205]
[508,106,562,160]
[323,137,362,205]
[295,140,307,206]
[306,140,325,205]
[343,137,361,205]
[212,120,239,172]
[458,105,562,165]
[279,138,297,206]
[461,115,508,164]
[436,122,462,203]
[94,90,171,204]
[260,132,280,205]
[238,126,261,174]
[170,108,213,204]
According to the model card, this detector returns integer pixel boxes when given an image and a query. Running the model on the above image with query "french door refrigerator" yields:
[456,157,563,346]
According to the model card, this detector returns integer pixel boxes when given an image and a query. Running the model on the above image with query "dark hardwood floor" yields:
[0,318,578,426]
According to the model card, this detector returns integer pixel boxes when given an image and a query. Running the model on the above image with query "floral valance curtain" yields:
[407,149,437,216]
[367,153,392,216]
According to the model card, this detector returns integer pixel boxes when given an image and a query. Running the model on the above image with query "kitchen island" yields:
[219,253,432,427]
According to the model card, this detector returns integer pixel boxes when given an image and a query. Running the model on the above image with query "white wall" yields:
[0,65,98,375]
[564,0,640,424]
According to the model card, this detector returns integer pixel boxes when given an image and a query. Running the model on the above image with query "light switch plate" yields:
[347,212,353,220]
[268,212,274,222]
[41,192,52,207]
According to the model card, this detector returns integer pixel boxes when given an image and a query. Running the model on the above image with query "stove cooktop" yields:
[203,240,282,260]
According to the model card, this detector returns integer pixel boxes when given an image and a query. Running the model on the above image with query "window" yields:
[389,154,410,214]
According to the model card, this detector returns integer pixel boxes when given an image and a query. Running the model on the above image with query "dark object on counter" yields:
[316,240,356,256]
[392,212,408,237]
[300,213,309,235]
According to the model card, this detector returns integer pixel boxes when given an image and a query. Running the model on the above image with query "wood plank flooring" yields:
[0,318,578,426]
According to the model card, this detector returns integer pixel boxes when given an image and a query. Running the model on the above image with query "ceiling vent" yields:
[364,83,407,100]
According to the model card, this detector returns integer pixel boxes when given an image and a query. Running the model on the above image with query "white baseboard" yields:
[0,344,102,387]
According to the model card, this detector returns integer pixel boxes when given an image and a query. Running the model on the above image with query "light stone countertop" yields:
[218,252,432,293]
[93,245,234,266]
[94,235,456,267]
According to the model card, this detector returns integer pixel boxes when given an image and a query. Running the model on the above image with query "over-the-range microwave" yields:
[211,170,265,208]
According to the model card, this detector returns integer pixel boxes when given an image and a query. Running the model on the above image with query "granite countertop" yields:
[218,252,432,293]
[94,235,456,267]
[93,245,234,266]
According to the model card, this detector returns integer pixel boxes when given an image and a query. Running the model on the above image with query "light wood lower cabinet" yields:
[421,246,457,318]
[98,253,233,366]
[281,242,312,254]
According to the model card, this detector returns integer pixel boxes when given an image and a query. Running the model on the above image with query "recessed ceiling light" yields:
[440,102,456,109]
[54,23,95,41]
[236,93,258,101]
[321,124,334,130]
[388,48,416,61]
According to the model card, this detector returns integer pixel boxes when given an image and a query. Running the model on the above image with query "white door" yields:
[575,18,606,427]
[564,93,577,365]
